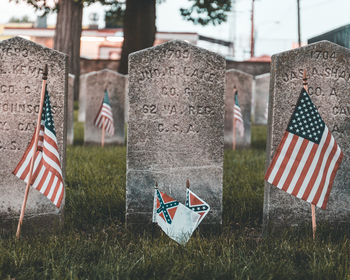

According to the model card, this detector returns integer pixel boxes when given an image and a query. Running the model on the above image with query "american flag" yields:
[13,88,64,208]
[234,90,244,137]
[265,88,343,209]
[94,89,115,135]
[185,188,210,228]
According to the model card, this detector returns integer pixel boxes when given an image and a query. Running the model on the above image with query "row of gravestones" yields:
[71,67,269,149]
[0,37,349,233]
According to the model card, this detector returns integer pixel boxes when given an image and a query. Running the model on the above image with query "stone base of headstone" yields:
[0,213,63,236]
[126,169,222,224]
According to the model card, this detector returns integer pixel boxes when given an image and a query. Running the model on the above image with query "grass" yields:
[0,117,349,279]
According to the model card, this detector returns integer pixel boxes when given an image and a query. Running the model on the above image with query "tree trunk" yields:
[118,0,156,74]
[54,0,83,100]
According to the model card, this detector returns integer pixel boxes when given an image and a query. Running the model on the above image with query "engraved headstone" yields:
[84,69,127,145]
[224,69,252,148]
[126,40,225,224]
[264,41,350,231]
[0,37,68,228]
[67,74,74,145]
[78,72,92,122]
[253,73,270,125]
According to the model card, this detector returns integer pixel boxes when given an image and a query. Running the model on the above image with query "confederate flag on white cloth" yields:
[153,188,200,245]
[185,188,210,230]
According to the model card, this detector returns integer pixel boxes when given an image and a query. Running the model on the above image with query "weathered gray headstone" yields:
[78,72,92,122]
[0,37,68,229]
[67,74,74,145]
[126,40,225,224]
[84,69,127,145]
[124,77,129,123]
[264,41,350,231]
[253,73,270,125]
[224,69,252,148]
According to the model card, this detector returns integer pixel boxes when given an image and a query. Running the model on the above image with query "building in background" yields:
[1,23,233,60]
[308,24,350,49]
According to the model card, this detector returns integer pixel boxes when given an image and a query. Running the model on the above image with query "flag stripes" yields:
[234,104,243,122]
[265,126,342,209]
[13,89,64,208]
[94,90,115,135]
[233,91,244,137]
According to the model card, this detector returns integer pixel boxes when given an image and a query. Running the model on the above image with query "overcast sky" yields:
[0,0,349,60]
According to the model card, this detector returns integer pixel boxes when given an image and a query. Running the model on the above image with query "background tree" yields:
[10,0,231,97]
[10,0,110,100]
[54,0,83,100]
[115,0,231,74]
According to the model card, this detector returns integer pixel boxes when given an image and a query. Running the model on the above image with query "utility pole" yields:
[250,0,255,58]
[297,0,301,47]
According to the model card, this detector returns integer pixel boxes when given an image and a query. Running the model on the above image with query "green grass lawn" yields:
[0,120,349,280]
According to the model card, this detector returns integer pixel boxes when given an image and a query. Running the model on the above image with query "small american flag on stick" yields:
[233,90,244,137]
[265,87,343,209]
[13,87,64,208]
[94,89,115,136]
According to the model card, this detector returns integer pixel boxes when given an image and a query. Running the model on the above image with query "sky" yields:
[0,0,349,60]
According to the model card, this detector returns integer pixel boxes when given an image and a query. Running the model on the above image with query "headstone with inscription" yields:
[264,41,350,231]
[126,40,225,224]
[224,69,252,148]
[0,36,68,229]
[78,72,92,122]
[67,74,74,145]
[253,73,270,125]
[84,69,127,145]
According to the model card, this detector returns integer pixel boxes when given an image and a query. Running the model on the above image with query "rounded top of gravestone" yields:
[272,40,350,59]
[0,36,67,59]
[226,68,253,78]
[129,39,225,63]
[81,68,127,78]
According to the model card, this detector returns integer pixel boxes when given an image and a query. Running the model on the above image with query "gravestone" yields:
[84,69,127,145]
[124,77,129,123]
[253,73,270,125]
[126,40,225,224]
[264,41,350,231]
[78,72,92,122]
[67,74,74,145]
[0,36,68,229]
[224,69,252,148]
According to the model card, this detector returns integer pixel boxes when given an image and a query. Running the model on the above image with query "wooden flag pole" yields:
[16,64,48,239]
[311,204,316,240]
[186,179,190,189]
[303,69,317,240]
[232,86,237,150]
[233,120,236,150]
[101,116,106,147]
[152,181,159,241]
